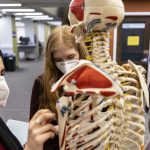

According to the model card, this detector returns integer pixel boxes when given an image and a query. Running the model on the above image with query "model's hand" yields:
[25,109,58,150]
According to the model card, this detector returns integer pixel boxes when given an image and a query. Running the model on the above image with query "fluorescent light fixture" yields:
[32,18,53,21]
[122,23,145,29]
[14,12,43,16]
[24,15,50,18]
[2,9,35,12]
[15,17,22,21]
[125,12,150,16]
[24,15,53,20]
[0,3,22,7]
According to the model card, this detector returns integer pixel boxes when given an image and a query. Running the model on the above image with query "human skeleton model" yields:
[51,0,149,149]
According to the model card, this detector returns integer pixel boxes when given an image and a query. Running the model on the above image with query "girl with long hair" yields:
[28,25,87,150]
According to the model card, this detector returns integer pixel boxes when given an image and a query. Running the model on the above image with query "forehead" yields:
[53,47,78,58]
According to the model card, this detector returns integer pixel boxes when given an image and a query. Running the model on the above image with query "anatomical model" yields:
[51,0,149,149]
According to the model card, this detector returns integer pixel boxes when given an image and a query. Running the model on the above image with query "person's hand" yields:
[25,109,58,150]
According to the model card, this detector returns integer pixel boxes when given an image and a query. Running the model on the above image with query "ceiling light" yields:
[2,9,35,13]
[14,12,43,16]
[24,15,49,18]
[15,17,22,21]
[24,15,53,20]
[32,18,53,21]
[0,3,22,7]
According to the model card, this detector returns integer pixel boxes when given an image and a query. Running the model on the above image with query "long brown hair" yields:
[39,25,87,112]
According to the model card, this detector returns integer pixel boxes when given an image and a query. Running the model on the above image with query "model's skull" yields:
[68,0,125,33]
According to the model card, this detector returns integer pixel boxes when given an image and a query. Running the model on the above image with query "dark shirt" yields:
[0,118,22,150]
[0,142,5,150]
[30,74,59,150]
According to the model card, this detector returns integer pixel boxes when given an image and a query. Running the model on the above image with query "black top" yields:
[0,117,23,150]
[30,74,59,150]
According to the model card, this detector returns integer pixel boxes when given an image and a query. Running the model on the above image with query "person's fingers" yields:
[36,112,55,124]
[31,109,51,121]
[30,112,55,129]
[35,124,56,135]
[37,132,55,143]
[54,125,59,135]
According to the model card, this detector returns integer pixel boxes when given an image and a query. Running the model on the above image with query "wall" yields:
[123,0,150,12]
[0,16,13,54]
[16,23,25,43]
[24,19,34,44]
[38,23,45,44]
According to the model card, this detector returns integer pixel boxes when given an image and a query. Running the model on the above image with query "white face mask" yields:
[0,76,10,107]
[55,59,79,74]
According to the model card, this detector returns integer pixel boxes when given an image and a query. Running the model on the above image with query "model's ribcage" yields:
[56,32,145,150]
